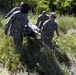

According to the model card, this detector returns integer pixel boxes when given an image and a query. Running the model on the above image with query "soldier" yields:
[5,2,24,18]
[41,12,59,49]
[4,3,30,51]
[36,11,49,29]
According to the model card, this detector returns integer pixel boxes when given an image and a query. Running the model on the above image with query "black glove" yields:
[4,30,8,35]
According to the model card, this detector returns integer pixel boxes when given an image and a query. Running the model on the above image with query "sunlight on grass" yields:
[0,14,76,75]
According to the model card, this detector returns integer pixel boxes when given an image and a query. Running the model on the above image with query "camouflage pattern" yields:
[5,7,20,18]
[23,23,41,39]
[41,19,58,48]
[36,14,49,29]
[5,11,28,50]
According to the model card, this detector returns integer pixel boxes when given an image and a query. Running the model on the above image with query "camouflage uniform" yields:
[5,11,28,50]
[41,19,58,48]
[5,7,20,18]
[36,14,49,29]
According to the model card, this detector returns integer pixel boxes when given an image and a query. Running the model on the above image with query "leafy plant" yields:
[0,14,76,75]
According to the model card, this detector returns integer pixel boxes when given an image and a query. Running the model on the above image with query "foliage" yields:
[0,14,76,75]
[54,0,72,14]
[0,30,20,73]
[0,0,76,15]
[35,0,49,13]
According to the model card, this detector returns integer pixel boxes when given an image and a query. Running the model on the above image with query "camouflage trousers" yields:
[13,35,23,51]
[42,39,52,49]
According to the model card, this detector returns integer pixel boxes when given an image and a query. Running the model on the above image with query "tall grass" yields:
[56,15,76,33]
[0,15,8,28]
[0,14,76,75]
[28,13,38,25]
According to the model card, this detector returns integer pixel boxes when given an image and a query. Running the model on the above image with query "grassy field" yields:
[0,13,76,75]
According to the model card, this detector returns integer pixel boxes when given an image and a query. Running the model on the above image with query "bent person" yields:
[36,11,49,29]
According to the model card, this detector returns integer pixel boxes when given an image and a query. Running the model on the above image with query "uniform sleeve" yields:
[46,14,50,19]
[5,7,19,18]
[54,23,58,30]
[4,14,16,33]
[41,21,47,31]
[36,15,41,27]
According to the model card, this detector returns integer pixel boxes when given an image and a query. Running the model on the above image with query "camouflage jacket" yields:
[41,19,58,39]
[5,7,20,18]
[5,11,28,38]
[36,14,49,29]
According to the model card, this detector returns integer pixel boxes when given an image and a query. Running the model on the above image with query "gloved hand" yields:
[4,30,8,35]
[5,16,7,19]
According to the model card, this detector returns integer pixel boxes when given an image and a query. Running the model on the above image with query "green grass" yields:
[28,13,38,25]
[0,14,76,75]
[56,15,76,33]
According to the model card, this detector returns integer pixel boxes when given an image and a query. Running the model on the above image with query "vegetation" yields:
[0,0,76,15]
[0,13,76,75]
